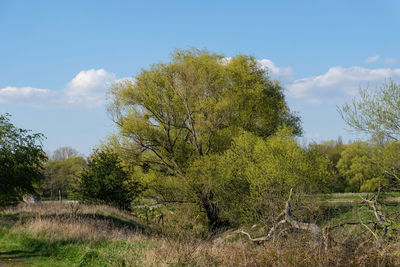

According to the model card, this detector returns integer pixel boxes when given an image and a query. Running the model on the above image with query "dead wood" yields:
[360,191,390,225]
[240,188,324,248]
[240,188,391,251]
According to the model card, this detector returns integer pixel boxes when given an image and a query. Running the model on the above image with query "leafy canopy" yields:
[108,49,302,226]
[206,128,333,224]
[108,48,301,177]
[336,141,383,192]
[42,155,87,199]
[336,140,400,192]
[339,80,400,141]
[0,114,46,206]
[79,148,142,210]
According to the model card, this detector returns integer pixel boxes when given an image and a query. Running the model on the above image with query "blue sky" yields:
[1,0,399,155]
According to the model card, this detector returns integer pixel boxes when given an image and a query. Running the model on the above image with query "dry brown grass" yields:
[140,234,399,267]
[2,202,400,266]
[12,216,144,243]
[3,201,134,221]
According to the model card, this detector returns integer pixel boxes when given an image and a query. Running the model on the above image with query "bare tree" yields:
[52,146,79,161]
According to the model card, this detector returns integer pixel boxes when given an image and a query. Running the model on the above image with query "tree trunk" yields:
[198,190,222,229]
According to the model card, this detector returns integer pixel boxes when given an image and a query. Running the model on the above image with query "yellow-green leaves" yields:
[339,80,400,141]
[107,49,302,225]
[108,49,301,177]
[337,141,388,192]
[213,128,333,224]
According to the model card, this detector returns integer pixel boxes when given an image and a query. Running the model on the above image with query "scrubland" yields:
[0,198,399,267]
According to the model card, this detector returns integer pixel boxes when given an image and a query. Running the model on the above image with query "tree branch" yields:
[240,188,324,248]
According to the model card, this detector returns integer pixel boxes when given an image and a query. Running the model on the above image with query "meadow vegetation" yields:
[1,201,400,266]
[2,49,400,266]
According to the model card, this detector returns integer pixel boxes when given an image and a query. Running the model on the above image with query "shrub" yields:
[80,148,142,210]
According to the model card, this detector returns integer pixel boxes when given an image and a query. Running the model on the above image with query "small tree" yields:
[336,141,385,192]
[308,139,348,192]
[0,114,46,206]
[338,80,400,141]
[42,155,87,199]
[51,146,79,161]
[79,148,142,210]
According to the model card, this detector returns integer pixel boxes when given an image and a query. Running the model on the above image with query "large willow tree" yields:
[108,49,301,227]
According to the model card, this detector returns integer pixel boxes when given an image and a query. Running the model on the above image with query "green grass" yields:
[326,191,400,201]
[319,192,400,224]
[0,226,156,267]
[1,199,399,266]
[0,203,162,267]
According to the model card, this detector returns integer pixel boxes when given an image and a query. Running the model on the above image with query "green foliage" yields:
[308,139,348,192]
[42,155,87,199]
[0,113,46,206]
[379,141,400,189]
[334,140,400,192]
[339,80,400,141]
[80,148,142,210]
[310,138,346,167]
[108,48,301,225]
[191,128,334,225]
[336,141,387,192]
[108,48,301,175]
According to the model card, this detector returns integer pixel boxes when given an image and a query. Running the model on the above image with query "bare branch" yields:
[360,194,388,224]
[284,189,323,247]
[240,188,324,248]
[361,222,379,241]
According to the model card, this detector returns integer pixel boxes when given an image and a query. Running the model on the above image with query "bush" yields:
[0,113,46,206]
[80,148,142,210]
[196,128,334,225]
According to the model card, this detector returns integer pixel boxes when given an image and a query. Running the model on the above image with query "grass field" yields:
[0,194,399,266]
[325,191,400,201]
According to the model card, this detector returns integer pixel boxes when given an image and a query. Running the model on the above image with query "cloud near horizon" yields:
[0,69,119,108]
[0,86,58,107]
[286,66,400,104]
[2,59,400,109]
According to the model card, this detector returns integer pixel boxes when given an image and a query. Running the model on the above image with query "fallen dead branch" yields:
[240,189,324,248]
[240,188,392,251]
[360,189,391,225]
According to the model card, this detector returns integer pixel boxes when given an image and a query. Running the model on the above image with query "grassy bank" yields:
[0,199,399,266]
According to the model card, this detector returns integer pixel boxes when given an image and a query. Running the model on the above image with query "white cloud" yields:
[287,66,400,103]
[64,69,116,107]
[4,58,399,111]
[365,55,380,64]
[257,59,295,82]
[383,58,396,64]
[0,86,59,107]
[0,69,118,108]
